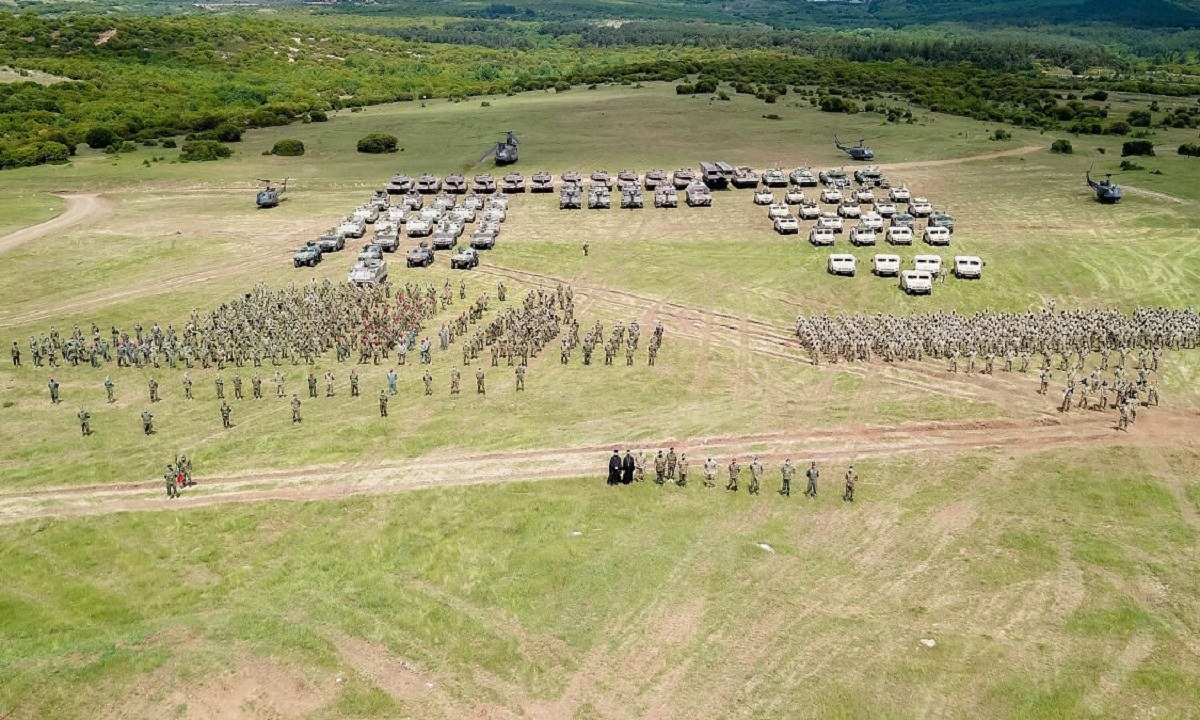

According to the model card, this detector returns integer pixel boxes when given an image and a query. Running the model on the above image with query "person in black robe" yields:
[607,450,622,485]
[622,450,636,485]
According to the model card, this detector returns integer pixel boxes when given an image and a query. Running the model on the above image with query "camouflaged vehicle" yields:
[502,172,526,193]
[854,165,885,186]
[685,183,711,207]
[293,242,322,268]
[415,173,441,194]
[890,212,916,229]
[672,168,696,189]
[929,211,956,233]
[403,191,424,211]
[644,169,667,190]
[790,167,818,187]
[559,186,582,210]
[732,166,759,189]
[316,228,345,253]
[405,242,434,268]
[588,186,611,209]
[443,173,468,194]
[472,174,497,193]
[819,168,851,188]
[762,168,788,188]
[620,186,644,209]
[450,246,479,270]
[531,171,554,193]
[560,170,583,188]
[617,170,640,189]
[654,186,678,208]
[589,170,613,189]
[385,174,412,195]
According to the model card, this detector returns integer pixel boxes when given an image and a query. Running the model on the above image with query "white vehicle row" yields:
[825,253,985,292]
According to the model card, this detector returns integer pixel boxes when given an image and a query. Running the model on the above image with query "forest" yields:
[1,7,1198,170]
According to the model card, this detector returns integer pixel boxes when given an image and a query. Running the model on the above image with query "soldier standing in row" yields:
[379,390,388,417]
[654,451,666,485]
[423,370,433,395]
[703,457,717,488]
[148,376,159,403]
[666,448,677,482]
[515,364,525,392]
[78,407,91,436]
[749,457,763,495]
[165,464,179,499]
[780,459,795,497]
[233,374,243,400]
[215,373,225,400]
[48,377,60,404]
[677,453,689,487]
[804,462,819,498]
[635,451,646,482]
[350,369,360,397]
[275,371,285,398]
[220,400,232,429]
[476,368,485,395]
[726,458,741,492]
[141,408,154,435]
[104,375,115,403]
[325,369,335,397]
[843,466,857,502]
[252,373,262,399]
[291,394,302,423]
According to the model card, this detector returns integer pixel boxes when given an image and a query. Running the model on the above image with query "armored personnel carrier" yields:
[472,174,496,193]
[790,167,818,187]
[351,206,379,225]
[370,190,391,210]
[348,258,388,287]
[654,186,678,208]
[559,186,582,210]
[531,171,554,193]
[406,217,433,237]
[403,191,423,211]
[405,243,434,268]
[450,246,479,270]
[672,168,696,189]
[415,173,441,194]
[443,173,468,194]
[685,183,712,207]
[590,170,613,190]
[449,206,477,224]
[588,186,611,209]
[338,217,367,239]
[293,242,322,268]
[432,192,457,211]
[732,166,759,189]
[487,194,509,211]
[374,222,400,253]
[462,194,485,211]
[620,186,644,209]
[644,169,667,190]
[753,189,774,206]
[762,168,788,188]
[481,207,506,224]
[385,174,412,195]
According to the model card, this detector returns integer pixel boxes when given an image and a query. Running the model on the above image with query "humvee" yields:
[774,215,800,235]
[809,227,836,246]
[316,229,345,253]
[820,187,843,204]
[900,270,933,295]
[471,228,498,249]
[909,197,933,217]
[837,200,862,219]
[827,253,857,276]
[405,243,435,268]
[797,200,821,220]
[849,226,877,247]
[785,188,806,205]
[293,242,322,268]
[450,246,479,270]
[767,202,789,219]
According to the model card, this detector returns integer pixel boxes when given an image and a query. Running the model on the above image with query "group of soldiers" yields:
[163,454,195,499]
[606,449,858,501]
[560,318,666,366]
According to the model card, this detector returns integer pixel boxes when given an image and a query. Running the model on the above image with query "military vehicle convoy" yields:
[685,183,711,207]
[450,247,480,270]
[531,171,554,193]
[293,242,322,268]
[406,242,435,268]
[732,166,759,189]
[654,186,678,208]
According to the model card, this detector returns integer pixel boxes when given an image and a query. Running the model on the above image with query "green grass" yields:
[0,192,63,237]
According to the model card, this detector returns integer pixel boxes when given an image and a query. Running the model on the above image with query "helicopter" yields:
[479,131,519,166]
[1085,167,1122,204]
[834,136,875,161]
[256,178,289,208]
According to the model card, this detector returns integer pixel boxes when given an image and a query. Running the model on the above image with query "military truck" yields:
[699,161,733,189]
[785,188,806,205]
[732,166,759,189]
[644,169,667,190]
[450,246,480,270]
[374,222,400,252]
[415,173,441,194]
[444,173,468,194]
[762,168,788,188]
[293,242,322,268]
[588,186,611,209]
[316,228,345,253]
[472,174,496,193]
[621,187,644,209]
[672,168,696,189]
[654,186,678,208]
[386,174,412,195]
[790,167,818,187]
[348,258,388,287]
[560,186,582,210]
[773,214,800,235]
[685,183,711,207]
[531,171,554,193]
[502,172,526,193]
[405,242,435,268]
[753,189,774,206]
[471,228,498,249]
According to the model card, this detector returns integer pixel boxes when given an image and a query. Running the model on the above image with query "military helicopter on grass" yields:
[834,136,875,161]
[256,178,288,208]
[1086,167,1122,204]
[479,131,519,166]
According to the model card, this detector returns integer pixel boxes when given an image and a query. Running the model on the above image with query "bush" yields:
[1119,160,1144,171]
[1083,90,1109,101]
[717,91,730,101]
[1104,121,1131,136]
[1121,140,1155,157]
[309,110,328,123]
[1050,139,1073,154]
[103,141,136,154]
[180,140,233,162]
[480,101,491,107]
[213,123,243,142]
[356,133,398,154]
[271,139,305,157]
[1179,143,1200,157]
[553,81,570,92]
[819,96,858,114]
[761,114,782,120]
[992,128,1012,141]
[675,83,695,95]
[85,126,119,149]
[162,139,177,149]
[1128,110,1152,127]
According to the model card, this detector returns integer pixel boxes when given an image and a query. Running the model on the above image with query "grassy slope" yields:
[1,447,1198,718]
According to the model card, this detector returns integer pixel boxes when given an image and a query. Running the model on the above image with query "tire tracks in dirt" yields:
[2,412,1188,525]
[0,193,112,255]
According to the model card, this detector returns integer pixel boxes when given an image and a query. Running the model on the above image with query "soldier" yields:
[1060,383,1074,413]
[1039,368,1051,395]
[291,394,302,423]
[11,340,19,367]
[1118,401,1131,432]
[625,344,634,366]
[515,364,525,392]
[748,457,763,495]
[666,447,677,481]
[635,451,646,483]
[677,453,689,487]
[726,458,741,492]
[233,374,243,400]
[843,465,857,502]
[141,408,154,435]
[423,370,433,395]
[78,407,91,436]
[180,453,194,486]
[215,373,225,400]
[582,242,589,257]
[703,457,717,488]
[654,451,666,485]
[497,282,506,302]
[182,372,193,400]
[647,342,657,366]
[104,375,115,404]
[387,368,398,396]
[459,278,466,300]
[804,462,819,498]
[948,352,957,374]
[252,373,262,399]
[349,369,360,397]
[220,400,232,429]
[476,367,485,395]
[274,371,285,398]
[148,376,159,403]
[165,464,179,499]
[307,371,317,398]
[450,367,461,395]
[325,369,335,397]
[780,459,795,497]
[379,390,389,417]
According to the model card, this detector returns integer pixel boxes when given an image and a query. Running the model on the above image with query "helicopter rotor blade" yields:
[479,146,497,164]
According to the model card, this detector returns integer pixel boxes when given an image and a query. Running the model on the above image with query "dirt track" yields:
[2,410,1191,525]
[0,193,111,254]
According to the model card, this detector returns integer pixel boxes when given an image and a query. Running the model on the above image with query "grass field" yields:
[1,83,1199,719]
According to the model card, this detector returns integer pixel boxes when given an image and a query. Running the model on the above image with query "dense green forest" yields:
[1,6,1198,171]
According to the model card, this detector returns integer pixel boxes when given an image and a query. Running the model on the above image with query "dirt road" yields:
[0,193,111,254]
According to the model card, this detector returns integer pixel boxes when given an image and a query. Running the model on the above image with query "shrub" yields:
[85,126,119,149]
[162,139,177,149]
[761,114,782,120]
[819,96,858,114]
[180,140,233,162]
[1083,90,1109,101]
[480,101,491,107]
[717,91,730,101]
[1178,143,1200,157]
[992,128,1012,141]
[1050,139,1073,154]
[1121,140,1155,157]
[553,81,570,92]
[103,141,136,154]
[1104,121,1131,136]
[1119,160,1144,171]
[1128,110,1152,127]
[675,83,695,95]
[213,123,243,142]
[309,110,328,123]
[271,139,305,157]
[356,133,398,154]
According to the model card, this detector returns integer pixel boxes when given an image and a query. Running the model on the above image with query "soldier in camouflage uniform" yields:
[104,375,115,403]
[677,453,688,487]
[78,407,91,436]
[379,390,388,417]
[653,451,666,485]
[748,457,763,495]
[291,394,302,423]
[515,364,525,391]
[703,457,717,488]
[220,400,232,429]
[165,464,179,499]
[726,458,741,492]
[780,459,795,497]
[141,408,154,435]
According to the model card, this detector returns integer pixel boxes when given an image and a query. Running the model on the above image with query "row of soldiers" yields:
[559,318,666,366]
[607,449,858,501]
[795,306,1199,368]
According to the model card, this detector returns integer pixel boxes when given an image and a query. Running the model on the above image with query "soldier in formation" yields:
[726,458,741,492]
[78,407,91,436]
[780,459,795,497]
[843,466,857,502]
[141,408,154,435]
[804,462,819,498]
[379,390,388,417]
[220,400,232,429]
